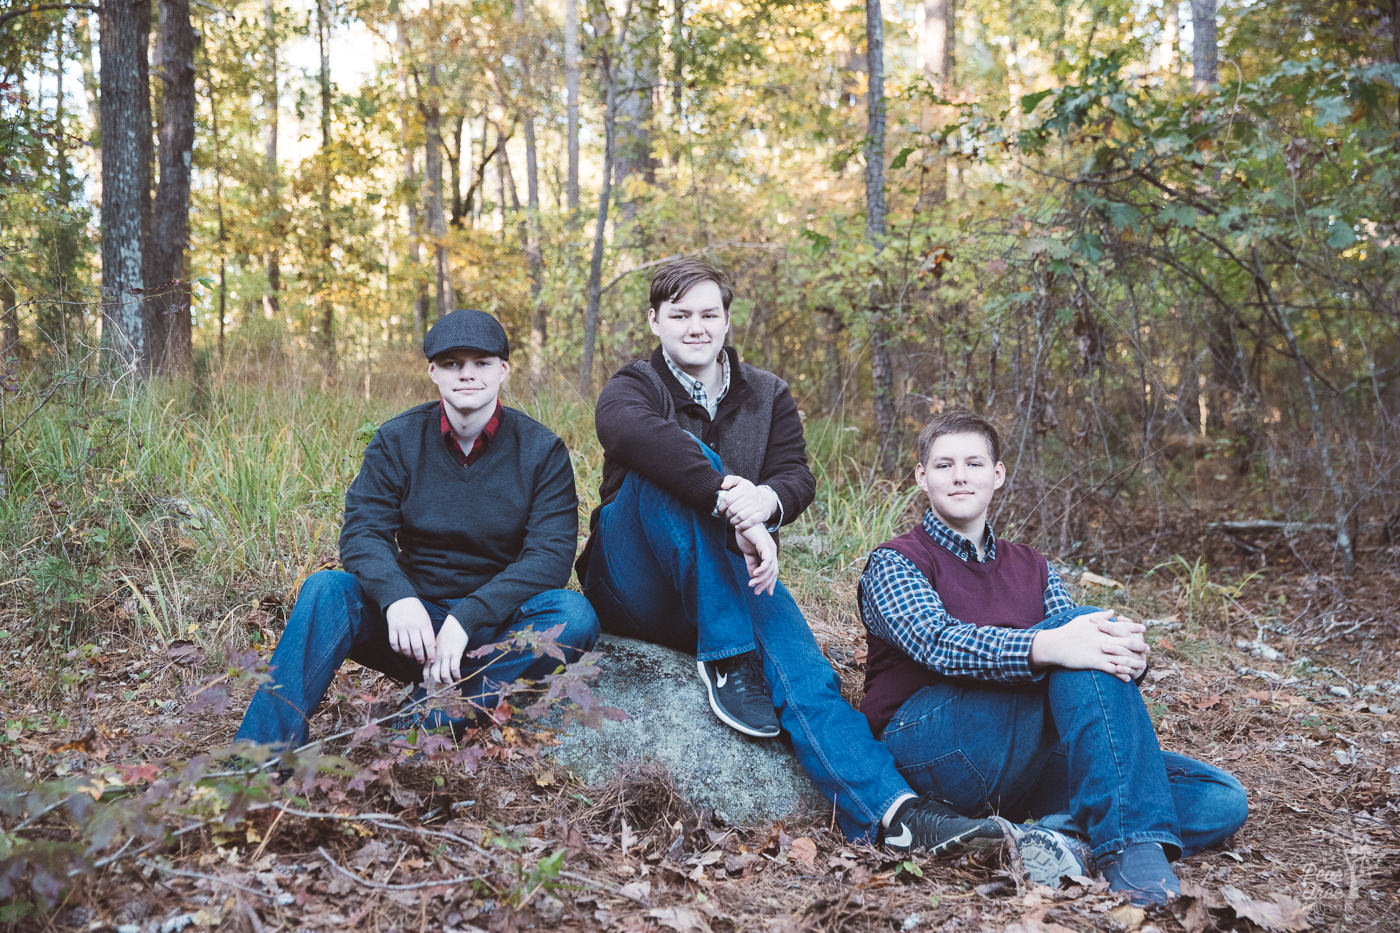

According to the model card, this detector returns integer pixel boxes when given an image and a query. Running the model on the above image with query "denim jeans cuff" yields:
[1091,830,1183,862]
[696,642,758,663]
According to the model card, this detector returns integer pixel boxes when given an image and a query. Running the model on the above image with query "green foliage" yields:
[0,366,402,649]
[1150,555,1263,628]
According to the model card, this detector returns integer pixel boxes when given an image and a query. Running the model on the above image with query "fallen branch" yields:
[316,845,488,891]
[1206,520,1335,535]
[136,858,279,900]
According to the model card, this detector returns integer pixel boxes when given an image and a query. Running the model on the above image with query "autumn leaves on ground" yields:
[0,374,1395,933]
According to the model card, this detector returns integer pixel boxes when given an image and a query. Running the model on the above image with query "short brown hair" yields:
[649,257,733,313]
[916,411,1002,465]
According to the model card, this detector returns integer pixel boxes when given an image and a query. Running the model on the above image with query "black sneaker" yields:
[697,652,780,738]
[879,796,1004,856]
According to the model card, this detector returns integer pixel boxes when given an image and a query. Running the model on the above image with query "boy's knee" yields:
[1033,605,1105,631]
[554,591,602,650]
[290,570,361,639]
[521,589,601,652]
[1212,772,1250,838]
[297,569,358,602]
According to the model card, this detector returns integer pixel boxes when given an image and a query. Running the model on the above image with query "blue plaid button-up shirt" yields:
[858,509,1077,683]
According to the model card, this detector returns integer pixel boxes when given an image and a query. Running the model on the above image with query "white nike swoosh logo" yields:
[886,825,912,847]
[715,672,729,688]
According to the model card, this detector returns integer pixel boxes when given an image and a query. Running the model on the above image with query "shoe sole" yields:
[696,660,781,738]
[1013,828,1087,887]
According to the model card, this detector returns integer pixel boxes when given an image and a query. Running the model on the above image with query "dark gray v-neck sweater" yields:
[339,402,577,632]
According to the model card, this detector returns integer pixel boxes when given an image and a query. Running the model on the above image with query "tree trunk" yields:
[79,13,101,208]
[1191,0,1218,92]
[41,20,80,348]
[1158,0,1180,73]
[1392,0,1400,124]
[462,123,503,222]
[579,1,634,395]
[496,141,509,238]
[515,0,545,383]
[1005,1,1022,132]
[1,277,18,361]
[566,0,580,218]
[99,0,152,375]
[398,17,429,341]
[264,0,282,320]
[669,0,683,164]
[211,87,227,367]
[317,0,335,378]
[865,0,896,472]
[447,114,464,227]
[524,115,546,382]
[1249,247,1353,571]
[613,0,658,240]
[820,305,844,411]
[149,0,196,376]
[915,0,951,210]
[423,1,452,320]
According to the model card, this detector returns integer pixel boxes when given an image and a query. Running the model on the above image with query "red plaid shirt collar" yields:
[440,400,503,467]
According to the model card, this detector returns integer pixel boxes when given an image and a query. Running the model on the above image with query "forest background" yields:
[1,0,1399,930]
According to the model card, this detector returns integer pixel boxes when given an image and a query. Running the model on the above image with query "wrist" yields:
[1028,628,1057,669]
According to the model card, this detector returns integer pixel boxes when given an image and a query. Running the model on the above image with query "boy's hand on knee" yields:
[387,596,437,664]
[425,615,469,684]
[1030,612,1148,682]
[717,475,780,531]
[736,523,780,596]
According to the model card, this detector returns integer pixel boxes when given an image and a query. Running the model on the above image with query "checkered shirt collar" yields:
[661,348,729,418]
[920,508,998,563]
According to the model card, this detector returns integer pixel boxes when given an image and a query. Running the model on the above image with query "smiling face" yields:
[648,279,729,377]
[427,349,510,417]
[915,431,1006,540]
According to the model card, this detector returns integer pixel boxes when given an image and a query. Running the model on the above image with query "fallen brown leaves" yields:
[6,549,1400,931]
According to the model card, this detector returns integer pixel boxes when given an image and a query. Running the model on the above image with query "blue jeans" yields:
[235,570,600,750]
[581,444,914,842]
[881,608,1248,860]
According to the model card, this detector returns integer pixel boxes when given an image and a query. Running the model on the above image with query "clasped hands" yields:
[1028,609,1150,683]
[717,475,781,597]
[386,596,470,686]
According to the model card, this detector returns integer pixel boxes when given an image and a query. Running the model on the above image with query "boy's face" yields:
[428,349,510,417]
[915,431,1006,538]
[648,279,729,376]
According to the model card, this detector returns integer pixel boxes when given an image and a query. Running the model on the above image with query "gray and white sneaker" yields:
[1006,822,1094,887]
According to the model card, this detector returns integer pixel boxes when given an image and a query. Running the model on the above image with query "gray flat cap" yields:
[423,308,510,360]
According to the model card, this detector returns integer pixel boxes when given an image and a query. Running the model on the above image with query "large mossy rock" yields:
[540,635,824,827]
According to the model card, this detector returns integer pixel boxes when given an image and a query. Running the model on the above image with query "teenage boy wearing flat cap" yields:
[234,309,599,752]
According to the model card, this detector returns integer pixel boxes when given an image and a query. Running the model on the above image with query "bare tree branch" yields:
[0,3,96,30]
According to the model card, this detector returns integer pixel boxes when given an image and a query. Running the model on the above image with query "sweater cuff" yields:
[373,579,419,615]
[683,472,726,515]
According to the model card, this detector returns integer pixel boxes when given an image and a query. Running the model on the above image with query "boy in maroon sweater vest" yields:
[858,412,1248,906]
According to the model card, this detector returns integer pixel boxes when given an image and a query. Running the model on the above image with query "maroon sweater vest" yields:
[860,527,1049,733]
